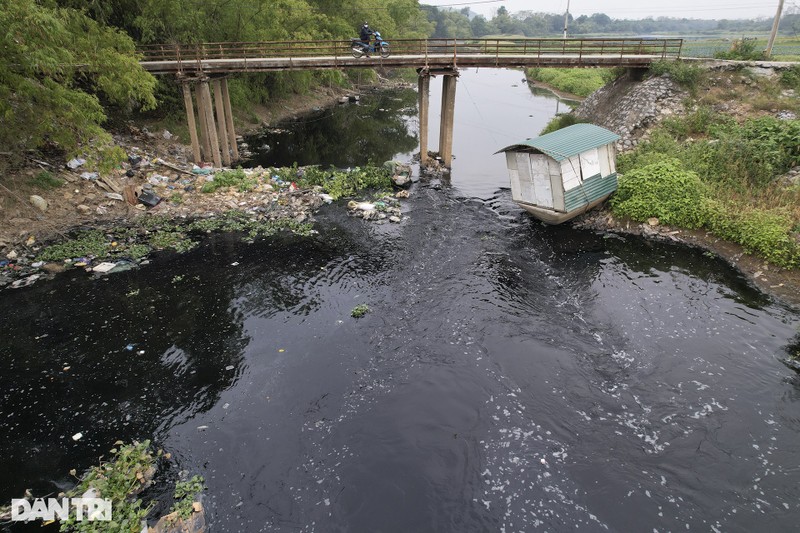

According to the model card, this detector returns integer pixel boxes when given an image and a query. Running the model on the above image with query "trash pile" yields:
[347,192,406,223]
[1,129,419,290]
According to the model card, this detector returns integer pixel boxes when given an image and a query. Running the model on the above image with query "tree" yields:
[0,0,156,155]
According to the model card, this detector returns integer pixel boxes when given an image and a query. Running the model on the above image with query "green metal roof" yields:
[497,123,620,162]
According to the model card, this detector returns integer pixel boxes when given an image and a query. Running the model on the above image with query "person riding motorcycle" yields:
[359,22,375,56]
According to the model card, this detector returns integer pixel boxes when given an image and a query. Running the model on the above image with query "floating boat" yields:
[497,123,621,224]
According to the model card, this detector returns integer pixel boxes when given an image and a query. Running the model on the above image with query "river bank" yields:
[2,70,799,308]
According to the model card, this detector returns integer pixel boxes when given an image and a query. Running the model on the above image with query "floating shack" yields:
[497,123,621,224]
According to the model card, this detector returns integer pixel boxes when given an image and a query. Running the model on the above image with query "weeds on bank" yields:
[30,170,64,190]
[292,165,393,200]
[525,67,618,97]
[169,476,205,521]
[613,111,800,268]
[201,167,256,193]
[59,441,158,532]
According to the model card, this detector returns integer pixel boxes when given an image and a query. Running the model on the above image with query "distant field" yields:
[681,37,800,60]
[470,34,800,61]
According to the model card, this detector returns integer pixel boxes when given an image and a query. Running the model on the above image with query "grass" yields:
[526,67,618,97]
[201,168,256,193]
[30,170,64,190]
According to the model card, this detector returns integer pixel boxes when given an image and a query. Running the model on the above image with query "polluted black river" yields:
[2,69,799,532]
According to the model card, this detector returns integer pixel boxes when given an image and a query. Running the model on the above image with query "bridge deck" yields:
[141,54,666,75]
[139,38,683,75]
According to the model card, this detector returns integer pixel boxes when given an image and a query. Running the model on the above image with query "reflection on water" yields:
[243,89,419,169]
[1,70,799,533]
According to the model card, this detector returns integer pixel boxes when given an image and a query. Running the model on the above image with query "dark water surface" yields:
[2,70,800,532]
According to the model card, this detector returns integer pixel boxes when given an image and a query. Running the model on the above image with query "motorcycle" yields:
[350,31,390,58]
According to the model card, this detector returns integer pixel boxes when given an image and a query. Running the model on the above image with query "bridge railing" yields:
[138,37,683,63]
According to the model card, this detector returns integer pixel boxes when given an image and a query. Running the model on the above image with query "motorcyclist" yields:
[359,22,374,56]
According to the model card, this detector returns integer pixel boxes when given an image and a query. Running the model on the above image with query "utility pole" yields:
[563,0,571,39]
[765,0,784,58]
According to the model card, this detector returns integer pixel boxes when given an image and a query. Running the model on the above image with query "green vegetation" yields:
[30,171,64,190]
[201,168,256,193]
[713,38,765,60]
[611,159,707,228]
[37,230,110,262]
[612,111,800,268]
[295,165,394,200]
[351,304,370,318]
[36,203,318,264]
[540,114,587,135]
[60,441,158,532]
[0,0,156,159]
[170,476,205,521]
[526,68,618,97]
[648,60,704,91]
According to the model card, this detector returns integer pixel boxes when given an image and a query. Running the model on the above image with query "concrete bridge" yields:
[139,38,683,168]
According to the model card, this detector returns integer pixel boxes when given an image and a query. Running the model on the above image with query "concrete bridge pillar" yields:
[439,72,458,167]
[199,79,223,168]
[183,78,238,166]
[417,72,430,166]
[181,82,202,163]
[195,81,213,162]
[212,79,231,167]
[220,79,239,161]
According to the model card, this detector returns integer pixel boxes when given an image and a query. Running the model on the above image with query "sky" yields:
[420,0,785,20]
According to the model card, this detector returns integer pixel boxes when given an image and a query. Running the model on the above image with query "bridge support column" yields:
[199,79,222,168]
[212,79,231,167]
[182,82,201,164]
[220,79,239,161]
[195,82,212,162]
[439,72,457,168]
[418,72,430,166]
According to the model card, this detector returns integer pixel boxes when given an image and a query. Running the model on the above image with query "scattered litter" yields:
[191,165,213,175]
[347,201,375,211]
[80,172,99,180]
[104,192,124,201]
[92,262,117,273]
[10,275,40,288]
[222,403,230,410]
[230,262,240,266]
[197,426,209,431]
[319,193,334,204]
[32,261,44,268]
[72,432,83,441]
[225,365,235,371]
[66,158,86,170]
[137,190,161,207]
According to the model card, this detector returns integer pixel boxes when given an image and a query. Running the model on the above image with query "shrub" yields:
[706,202,800,268]
[714,38,765,61]
[37,230,109,262]
[539,114,586,135]
[780,65,800,91]
[648,60,703,90]
[611,159,708,228]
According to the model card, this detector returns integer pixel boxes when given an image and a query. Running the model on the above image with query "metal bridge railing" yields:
[138,37,683,64]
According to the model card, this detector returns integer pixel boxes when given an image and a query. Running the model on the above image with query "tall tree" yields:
[0,0,156,155]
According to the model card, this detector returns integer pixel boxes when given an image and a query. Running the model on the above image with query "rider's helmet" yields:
[363,22,369,29]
